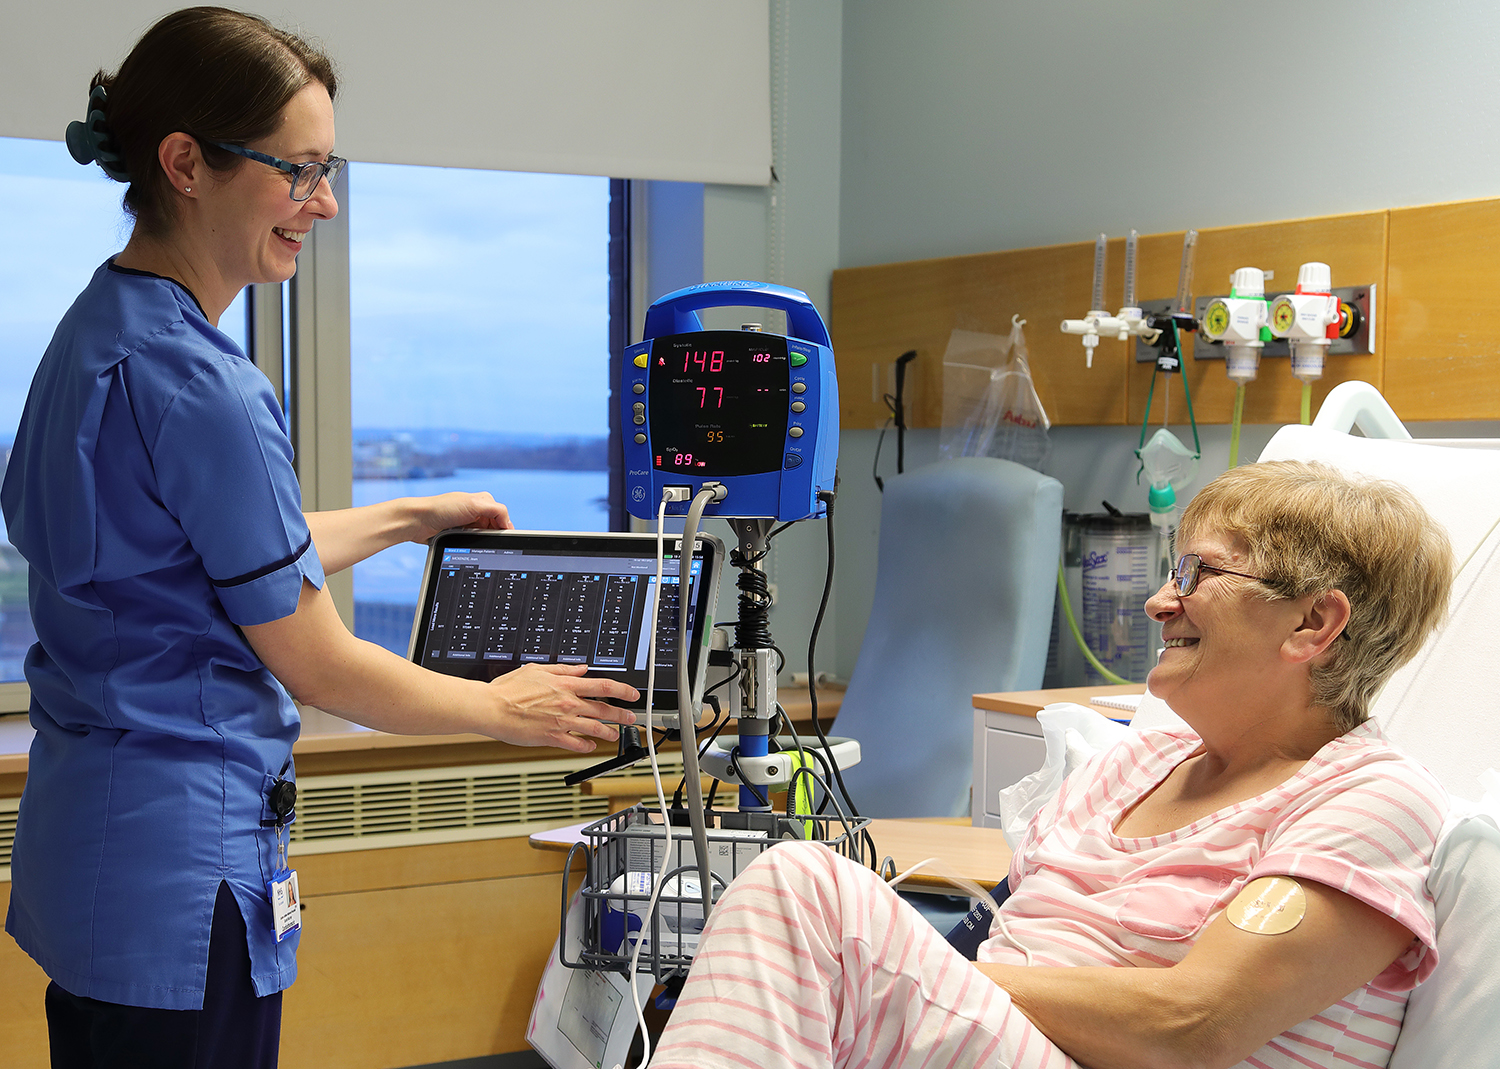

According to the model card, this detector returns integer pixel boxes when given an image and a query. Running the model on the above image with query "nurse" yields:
[0,7,638,1068]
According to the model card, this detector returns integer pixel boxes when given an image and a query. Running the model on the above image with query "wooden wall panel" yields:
[281,869,581,1069]
[292,835,567,896]
[830,239,1131,430]
[1127,213,1386,428]
[832,208,1401,429]
[0,884,49,1069]
[1385,199,1500,420]
[0,842,580,1069]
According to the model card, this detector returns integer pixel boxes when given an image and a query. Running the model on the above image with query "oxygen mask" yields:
[1138,427,1199,534]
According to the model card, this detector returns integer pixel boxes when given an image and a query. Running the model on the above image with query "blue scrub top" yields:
[0,260,325,1010]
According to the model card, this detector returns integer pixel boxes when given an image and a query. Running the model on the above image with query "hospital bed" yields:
[1036,382,1500,1068]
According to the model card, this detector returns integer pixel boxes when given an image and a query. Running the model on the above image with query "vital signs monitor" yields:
[623,281,839,521]
[407,529,724,711]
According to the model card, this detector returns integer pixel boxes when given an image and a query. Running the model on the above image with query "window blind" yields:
[2,0,771,185]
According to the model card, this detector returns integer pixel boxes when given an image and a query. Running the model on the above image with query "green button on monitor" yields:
[790,353,807,367]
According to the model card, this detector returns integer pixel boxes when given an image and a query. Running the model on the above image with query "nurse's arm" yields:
[241,578,636,750]
[975,877,1415,1069]
[305,492,511,574]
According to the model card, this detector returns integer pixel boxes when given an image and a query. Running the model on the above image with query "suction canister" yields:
[1080,513,1157,685]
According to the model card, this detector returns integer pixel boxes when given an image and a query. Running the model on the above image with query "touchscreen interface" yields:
[410,533,714,698]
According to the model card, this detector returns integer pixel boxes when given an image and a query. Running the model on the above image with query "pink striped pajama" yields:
[651,721,1446,1069]
[650,840,1076,1069]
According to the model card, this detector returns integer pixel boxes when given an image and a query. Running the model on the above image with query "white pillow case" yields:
[1389,795,1500,1069]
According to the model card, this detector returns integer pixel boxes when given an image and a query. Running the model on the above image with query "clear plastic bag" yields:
[939,317,1051,471]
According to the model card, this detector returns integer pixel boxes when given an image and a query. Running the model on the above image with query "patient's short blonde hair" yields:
[1179,460,1453,733]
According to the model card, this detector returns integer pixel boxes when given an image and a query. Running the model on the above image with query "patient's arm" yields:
[976,877,1415,1069]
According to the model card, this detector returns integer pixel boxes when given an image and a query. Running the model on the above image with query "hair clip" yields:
[64,85,130,183]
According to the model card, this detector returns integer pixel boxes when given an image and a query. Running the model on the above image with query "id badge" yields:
[267,869,302,942]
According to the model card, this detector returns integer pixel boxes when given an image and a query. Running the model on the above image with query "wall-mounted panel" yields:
[830,240,1130,430]
[1385,199,1500,421]
[832,201,1500,431]
[1127,213,1386,428]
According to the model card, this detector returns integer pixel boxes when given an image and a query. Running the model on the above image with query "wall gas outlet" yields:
[1133,286,1375,363]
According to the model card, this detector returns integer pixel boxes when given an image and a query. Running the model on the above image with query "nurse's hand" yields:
[247,579,639,748]
[403,491,513,544]
[306,493,513,575]
[489,663,641,752]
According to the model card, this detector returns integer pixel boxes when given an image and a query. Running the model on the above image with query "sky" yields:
[348,162,611,438]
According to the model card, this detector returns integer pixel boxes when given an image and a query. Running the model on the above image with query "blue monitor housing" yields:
[623,281,839,521]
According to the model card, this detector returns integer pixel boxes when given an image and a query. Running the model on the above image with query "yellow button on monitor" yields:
[633,354,648,368]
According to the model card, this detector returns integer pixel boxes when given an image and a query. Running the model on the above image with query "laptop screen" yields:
[407,529,722,710]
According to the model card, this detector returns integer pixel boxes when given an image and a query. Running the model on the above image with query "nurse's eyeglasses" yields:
[208,141,347,201]
[1168,553,1267,597]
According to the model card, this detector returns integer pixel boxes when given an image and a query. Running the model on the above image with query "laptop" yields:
[407,529,724,712]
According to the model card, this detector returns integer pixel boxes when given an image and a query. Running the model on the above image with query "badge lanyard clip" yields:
[264,758,301,941]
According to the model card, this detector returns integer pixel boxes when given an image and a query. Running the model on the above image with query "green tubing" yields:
[1175,325,1202,458]
[1229,384,1245,468]
[1057,559,1134,686]
[1301,382,1312,425]
[1138,364,1159,452]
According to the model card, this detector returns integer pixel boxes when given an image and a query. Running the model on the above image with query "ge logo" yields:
[631,486,646,503]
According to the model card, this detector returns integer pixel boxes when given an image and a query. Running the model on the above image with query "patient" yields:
[650,460,1454,1069]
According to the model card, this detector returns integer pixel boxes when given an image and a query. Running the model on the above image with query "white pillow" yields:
[1388,796,1500,1068]
[995,703,1135,848]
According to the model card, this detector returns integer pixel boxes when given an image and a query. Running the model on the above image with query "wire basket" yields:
[559,804,872,980]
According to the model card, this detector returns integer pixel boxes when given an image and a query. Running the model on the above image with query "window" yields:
[0,136,246,692]
[347,163,613,654]
[0,137,618,693]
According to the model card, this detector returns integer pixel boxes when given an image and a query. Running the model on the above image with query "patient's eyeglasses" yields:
[208,141,347,201]
[1167,554,1352,640]
[1168,553,1267,597]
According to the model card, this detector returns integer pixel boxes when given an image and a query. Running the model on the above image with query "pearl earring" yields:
[184,186,192,193]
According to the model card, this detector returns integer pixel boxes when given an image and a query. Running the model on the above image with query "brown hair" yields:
[1179,460,1453,733]
[89,6,337,236]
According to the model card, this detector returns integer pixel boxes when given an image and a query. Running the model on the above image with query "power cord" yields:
[805,480,861,822]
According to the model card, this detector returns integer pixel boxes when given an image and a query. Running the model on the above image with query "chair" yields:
[833,455,1062,819]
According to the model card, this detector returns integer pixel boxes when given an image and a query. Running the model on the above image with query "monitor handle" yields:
[642,280,832,348]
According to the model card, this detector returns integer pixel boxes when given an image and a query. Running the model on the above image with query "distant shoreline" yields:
[352,432,607,481]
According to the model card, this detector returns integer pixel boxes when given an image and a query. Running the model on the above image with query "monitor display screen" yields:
[648,330,789,477]
[409,530,719,708]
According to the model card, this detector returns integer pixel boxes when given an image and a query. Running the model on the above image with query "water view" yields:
[351,461,609,655]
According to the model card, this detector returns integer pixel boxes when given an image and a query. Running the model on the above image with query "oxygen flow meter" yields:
[622,281,839,521]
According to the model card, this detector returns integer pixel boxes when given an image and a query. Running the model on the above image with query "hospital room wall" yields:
[644,1,847,684]
[773,0,1500,681]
